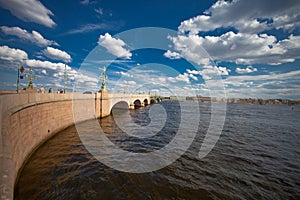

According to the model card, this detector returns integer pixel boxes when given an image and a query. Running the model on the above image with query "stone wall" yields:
[0,91,149,200]
[0,92,110,200]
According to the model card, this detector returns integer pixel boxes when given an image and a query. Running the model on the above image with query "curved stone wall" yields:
[0,92,150,200]
[0,93,102,200]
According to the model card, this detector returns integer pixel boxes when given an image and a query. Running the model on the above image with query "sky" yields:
[0,0,300,99]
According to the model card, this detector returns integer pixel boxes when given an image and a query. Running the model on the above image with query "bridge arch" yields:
[107,93,150,112]
[111,101,129,115]
[133,99,142,108]
[150,99,156,104]
[143,99,149,106]
[111,101,129,110]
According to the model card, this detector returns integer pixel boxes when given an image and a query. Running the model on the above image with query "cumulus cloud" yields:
[172,0,300,66]
[179,0,300,34]
[24,59,69,71]
[168,35,211,65]
[186,66,230,80]
[43,47,72,63]
[168,73,190,83]
[0,0,56,28]
[98,33,132,59]
[166,65,230,84]
[235,66,257,74]
[0,45,28,62]
[163,50,181,59]
[170,31,300,65]
[23,59,94,85]
[0,26,58,46]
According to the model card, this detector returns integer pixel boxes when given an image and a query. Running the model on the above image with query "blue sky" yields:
[0,0,299,99]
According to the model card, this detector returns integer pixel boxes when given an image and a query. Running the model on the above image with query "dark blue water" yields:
[15,102,300,199]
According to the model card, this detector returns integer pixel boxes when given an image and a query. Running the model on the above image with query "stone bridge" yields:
[0,91,151,200]
[108,92,150,110]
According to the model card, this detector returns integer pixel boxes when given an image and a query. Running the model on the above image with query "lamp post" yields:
[99,66,108,118]
[25,68,37,89]
[16,65,25,93]
[16,65,20,93]
[99,66,107,92]
[64,64,67,93]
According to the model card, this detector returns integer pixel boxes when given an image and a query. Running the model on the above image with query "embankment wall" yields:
[0,92,109,200]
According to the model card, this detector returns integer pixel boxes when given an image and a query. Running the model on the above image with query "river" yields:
[15,101,300,199]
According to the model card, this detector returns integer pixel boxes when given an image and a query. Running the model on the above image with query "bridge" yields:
[108,92,150,110]
[0,91,151,200]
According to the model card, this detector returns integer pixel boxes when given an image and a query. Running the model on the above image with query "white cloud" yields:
[222,70,300,99]
[116,71,133,77]
[173,0,300,66]
[24,59,68,71]
[219,66,231,75]
[43,47,72,63]
[170,31,300,65]
[179,15,218,35]
[124,80,136,85]
[277,34,300,56]
[41,69,47,75]
[0,45,28,62]
[98,33,132,59]
[72,72,98,85]
[168,35,211,65]
[64,23,117,35]
[179,0,300,34]
[186,69,199,75]
[168,73,190,83]
[22,59,98,88]
[227,70,300,83]
[95,8,103,15]
[163,50,181,59]
[186,66,230,81]
[189,73,198,81]
[0,0,56,28]
[235,66,257,74]
[0,26,58,46]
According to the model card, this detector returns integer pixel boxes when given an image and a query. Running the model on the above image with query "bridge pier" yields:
[129,104,135,109]
[98,91,110,118]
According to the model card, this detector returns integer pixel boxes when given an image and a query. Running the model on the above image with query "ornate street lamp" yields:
[99,66,107,92]
[16,65,25,93]
[64,64,67,93]
[25,68,37,89]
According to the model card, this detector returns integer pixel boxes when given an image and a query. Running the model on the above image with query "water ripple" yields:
[15,103,300,199]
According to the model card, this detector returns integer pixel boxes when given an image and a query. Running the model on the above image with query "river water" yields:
[15,102,300,199]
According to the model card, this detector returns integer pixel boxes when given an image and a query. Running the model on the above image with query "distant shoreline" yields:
[165,96,300,106]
